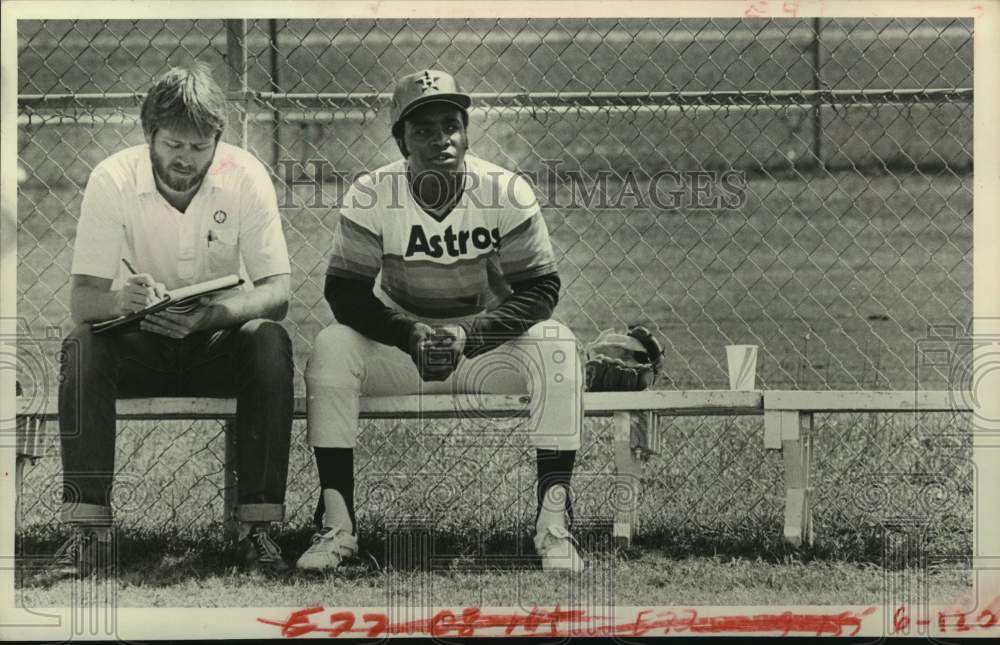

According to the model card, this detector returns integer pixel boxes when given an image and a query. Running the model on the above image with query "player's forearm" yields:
[201,275,290,331]
[325,275,418,352]
[70,286,123,324]
[459,272,561,358]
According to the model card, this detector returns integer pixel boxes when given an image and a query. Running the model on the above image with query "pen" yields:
[121,259,162,298]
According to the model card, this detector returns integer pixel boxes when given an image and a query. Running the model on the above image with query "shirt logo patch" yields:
[213,210,227,224]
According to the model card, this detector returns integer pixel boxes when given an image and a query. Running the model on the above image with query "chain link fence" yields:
[15,18,973,555]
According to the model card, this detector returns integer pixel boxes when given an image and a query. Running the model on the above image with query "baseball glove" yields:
[584,326,664,391]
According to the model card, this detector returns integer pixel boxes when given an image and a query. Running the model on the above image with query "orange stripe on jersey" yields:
[326,215,382,280]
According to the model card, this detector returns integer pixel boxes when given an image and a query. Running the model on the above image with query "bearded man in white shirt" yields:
[54,63,294,577]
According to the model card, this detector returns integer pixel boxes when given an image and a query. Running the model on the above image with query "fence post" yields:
[268,19,281,169]
[224,19,248,149]
[810,17,823,169]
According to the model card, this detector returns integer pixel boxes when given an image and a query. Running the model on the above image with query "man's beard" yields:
[151,149,210,192]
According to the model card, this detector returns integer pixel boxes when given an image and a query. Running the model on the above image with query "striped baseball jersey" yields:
[327,155,557,320]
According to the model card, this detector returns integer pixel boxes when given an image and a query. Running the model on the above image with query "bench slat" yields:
[16,395,532,419]
[17,390,766,420]
[764,390,972,412]
[17,390,975,419]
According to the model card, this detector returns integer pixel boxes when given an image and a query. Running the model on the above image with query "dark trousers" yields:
[58,319,294,525]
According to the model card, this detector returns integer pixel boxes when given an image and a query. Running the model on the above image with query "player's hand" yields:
[409,322,456,382]
[140,297,215,339]
[116,273,166,314]
[432,324,467,365]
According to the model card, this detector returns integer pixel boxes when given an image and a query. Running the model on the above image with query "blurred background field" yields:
[14,16,975,598]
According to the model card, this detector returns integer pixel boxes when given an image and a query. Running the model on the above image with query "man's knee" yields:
[237,319,293,377]
[305,323,369,386]
[61,323,113,380]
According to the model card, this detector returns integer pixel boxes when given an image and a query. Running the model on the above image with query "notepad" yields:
[91,274,244,334]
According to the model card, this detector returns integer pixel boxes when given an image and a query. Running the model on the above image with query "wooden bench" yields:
[762,390,973,547]
[15,390,969,547]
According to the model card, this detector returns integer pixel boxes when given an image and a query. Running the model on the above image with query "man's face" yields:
[401,103,468,178]
[149,125,218,193]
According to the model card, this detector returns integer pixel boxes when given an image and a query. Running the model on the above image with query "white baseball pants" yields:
[305,320,582,451]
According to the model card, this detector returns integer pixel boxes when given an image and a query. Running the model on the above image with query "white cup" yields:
[726,345,759,390]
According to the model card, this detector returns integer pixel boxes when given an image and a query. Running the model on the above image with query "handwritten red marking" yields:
[361,612,386,637]
[782,0,799,16]
[259,605,877,638]
[327,611,354,637]
[744,0,769,17]
[893,606,910,633]
[920,595,1000,633]
[209,155,236,176]
[266,607,324,638]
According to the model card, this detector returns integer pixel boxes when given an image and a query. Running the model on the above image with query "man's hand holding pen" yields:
[120,258,213,339]
[118,259,166,314]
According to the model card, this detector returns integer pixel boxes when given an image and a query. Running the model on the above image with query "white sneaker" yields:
[295,527,358,571]
[534,524,584,573]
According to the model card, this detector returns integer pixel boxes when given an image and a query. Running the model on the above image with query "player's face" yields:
[402,104,468,177]
[149,125,218,193]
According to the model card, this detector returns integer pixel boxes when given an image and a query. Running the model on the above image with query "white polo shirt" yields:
[71,142,290,290]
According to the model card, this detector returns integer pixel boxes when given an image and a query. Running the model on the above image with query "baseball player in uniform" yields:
[54,64,294,576]
[297,70,584,573]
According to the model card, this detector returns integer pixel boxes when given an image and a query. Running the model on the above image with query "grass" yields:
[15,525,973,608]
[16,411,974,584]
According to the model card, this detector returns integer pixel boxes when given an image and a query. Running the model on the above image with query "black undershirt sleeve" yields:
[325,271,561,358]
[324,275,418,353]
[458,271,561,359]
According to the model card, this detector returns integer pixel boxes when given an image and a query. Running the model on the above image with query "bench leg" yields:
[15,415,45,531]
[781,412,815,547]
[223,420,239,543]
[612,411,642,547]
[16,455,25,529]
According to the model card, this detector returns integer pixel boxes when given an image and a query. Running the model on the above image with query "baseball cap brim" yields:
[396,93,472,124]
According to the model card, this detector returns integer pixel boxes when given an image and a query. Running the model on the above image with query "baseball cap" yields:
[390,70,471,131]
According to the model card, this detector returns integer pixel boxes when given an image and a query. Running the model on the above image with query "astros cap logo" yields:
[415,71,440,92]
[389,69,472,132]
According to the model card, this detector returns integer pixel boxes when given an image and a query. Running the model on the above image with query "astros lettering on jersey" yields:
[327,155,556,319]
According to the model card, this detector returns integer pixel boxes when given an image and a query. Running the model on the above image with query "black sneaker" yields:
[238,524,289,574]
[51,527,115,578]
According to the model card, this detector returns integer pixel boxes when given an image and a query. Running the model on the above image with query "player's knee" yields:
[523,320,577,344]
[305,323,367,386]
[526,321,581,382]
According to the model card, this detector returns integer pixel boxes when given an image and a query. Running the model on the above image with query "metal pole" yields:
[811,17,823,169]
[268,19,281,169]
[225,19,248,148]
